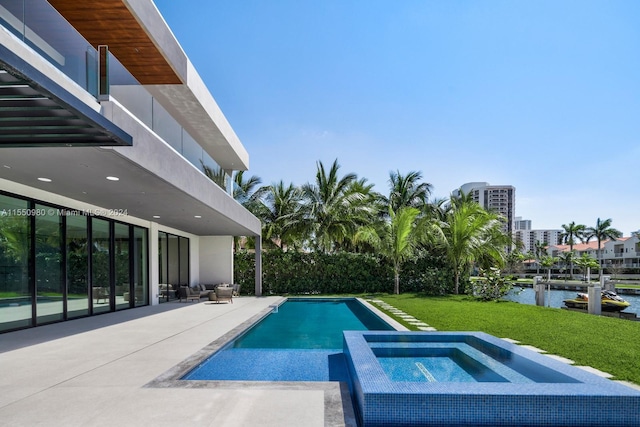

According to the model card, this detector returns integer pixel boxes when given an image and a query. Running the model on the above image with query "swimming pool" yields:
[182,298,395,382]
[345,331,640,427]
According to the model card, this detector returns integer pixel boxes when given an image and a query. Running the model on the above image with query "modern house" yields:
[0,0,262,333]
[452,182,516,234]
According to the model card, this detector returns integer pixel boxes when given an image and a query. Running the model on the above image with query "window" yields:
[158,231,189,303]
[0,191,149,333]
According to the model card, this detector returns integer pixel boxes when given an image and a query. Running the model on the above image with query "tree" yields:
[505,251,525,274]
[557,251,574,282]
[301,159,374,253]
[533,240,547,275]
[385,170,432,212]
[573,253,598,283]
[436,194,509,294]
[254,181,305,251]
[232,171,264,208]
[200,161,227,189]
[539,256,557,282]
[354,207,422,294]
[584,218,622,274]
[560,221,586,279]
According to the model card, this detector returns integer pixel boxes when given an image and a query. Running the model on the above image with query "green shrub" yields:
[469,267,513,301]
[234,251,455,295]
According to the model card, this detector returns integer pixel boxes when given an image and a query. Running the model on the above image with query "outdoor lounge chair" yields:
[93,287,109,304]
[178,286,200,303]
[209,286,233,303]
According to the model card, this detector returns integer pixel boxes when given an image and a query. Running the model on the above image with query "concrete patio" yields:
[0,297,353,427]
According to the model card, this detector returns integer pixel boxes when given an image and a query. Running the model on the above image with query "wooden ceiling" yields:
[48,0,181,85]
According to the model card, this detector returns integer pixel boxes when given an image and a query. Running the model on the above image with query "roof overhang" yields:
[0,43,132,147]
[0,145,260,237]
[47,0,249,171]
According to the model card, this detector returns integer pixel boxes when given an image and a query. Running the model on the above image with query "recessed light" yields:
[37,177,52,182]
[106,176,119,181]
[194,215,202,219]
[3,165,10,169]
[153,215,160,219]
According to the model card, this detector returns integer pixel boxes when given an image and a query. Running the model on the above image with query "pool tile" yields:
[344,331,640,427]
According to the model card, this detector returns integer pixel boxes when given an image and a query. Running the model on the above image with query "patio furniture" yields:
[93,287,109,304]
[209,286,233,303]
[231,283,241,296]
[178,286,200,303]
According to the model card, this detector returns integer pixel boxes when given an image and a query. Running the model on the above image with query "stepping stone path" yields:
[367,299,634,389]
[497,336,635,388]
[367,299,437,331]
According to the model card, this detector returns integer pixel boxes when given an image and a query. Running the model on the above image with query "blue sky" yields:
[154,0,639,235]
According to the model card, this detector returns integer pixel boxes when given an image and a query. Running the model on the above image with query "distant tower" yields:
[452,182,516,235]
[514,216,532,231]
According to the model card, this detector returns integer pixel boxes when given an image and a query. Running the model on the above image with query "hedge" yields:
[234,251,455,295]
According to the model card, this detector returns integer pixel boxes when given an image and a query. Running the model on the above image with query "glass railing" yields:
[110,81,231,194]
[0,0,98,97]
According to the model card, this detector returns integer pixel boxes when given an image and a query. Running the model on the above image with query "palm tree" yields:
[354,207,423,294]
[301,159,373,253]
[584,218,622,274]
[505,251,525,274]
[574,253,599,283]
[200,162,227,189]
[533,240,547,275]
[560,221,586,279]
[539,256,557,282]
[436,194,508,294]
[385,170,432,212]
[557,251,574,281]
[254,181,305,251]
[232,171,264,207]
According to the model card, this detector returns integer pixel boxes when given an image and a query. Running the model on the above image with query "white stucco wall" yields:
[199,236,234,285]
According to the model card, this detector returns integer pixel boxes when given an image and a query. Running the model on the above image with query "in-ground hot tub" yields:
[343,331,640,427]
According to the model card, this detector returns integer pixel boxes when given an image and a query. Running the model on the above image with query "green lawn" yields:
[376,293,640,384]
[618,284,640,290]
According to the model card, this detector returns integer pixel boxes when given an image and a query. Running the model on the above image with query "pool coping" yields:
[144,297,405,427]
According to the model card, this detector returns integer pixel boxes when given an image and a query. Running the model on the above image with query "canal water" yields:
[504,286,640,316]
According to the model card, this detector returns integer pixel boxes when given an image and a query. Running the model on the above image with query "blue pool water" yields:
[376,346,509,383]
[183,298,393,381]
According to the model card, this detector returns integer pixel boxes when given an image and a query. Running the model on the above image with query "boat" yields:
[563,290,631,312]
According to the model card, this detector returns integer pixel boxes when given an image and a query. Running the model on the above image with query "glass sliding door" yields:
[91,218,111,314]
[158,231,189,303]
[114,223,130,311]
[35,204,63,324]
[66,215,89,319]
[168,234,179,286]
[158,231,168,303]
[1,189,150,333]
[0,194,31,332]
[179,236,189,286]
[133,226,148,306]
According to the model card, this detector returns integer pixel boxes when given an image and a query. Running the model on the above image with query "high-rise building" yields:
[452,182,515,234]
[515,229,563,254]
[514,216,532,231]
[0,0,262,333]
